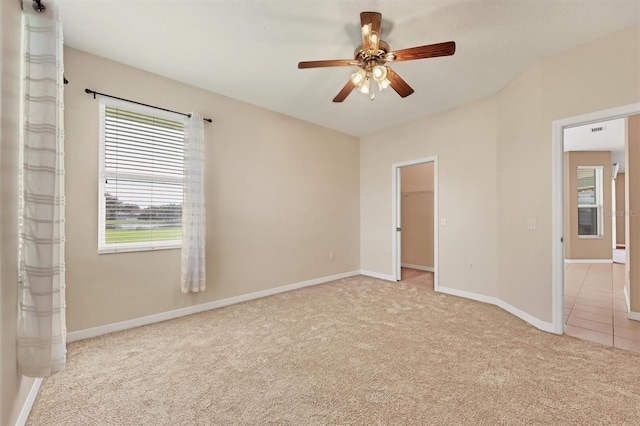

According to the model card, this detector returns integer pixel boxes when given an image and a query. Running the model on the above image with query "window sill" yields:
[577,236,604,240]
[98,243,181,254]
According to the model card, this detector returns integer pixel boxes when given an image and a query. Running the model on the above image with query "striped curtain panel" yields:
[180,113,206,293]
[18,4,66,377]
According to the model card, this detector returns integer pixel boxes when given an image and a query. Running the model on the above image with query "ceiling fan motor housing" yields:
[354,40,391,70]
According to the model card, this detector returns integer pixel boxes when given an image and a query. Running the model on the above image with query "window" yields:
[98,98,185,253]
[577,166,603,237]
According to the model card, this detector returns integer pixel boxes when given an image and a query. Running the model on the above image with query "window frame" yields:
[576,165,604,239]
[97,97,185,254]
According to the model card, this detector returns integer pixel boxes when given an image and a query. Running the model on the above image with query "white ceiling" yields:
[55,0,640,137]
[564,118,626,172]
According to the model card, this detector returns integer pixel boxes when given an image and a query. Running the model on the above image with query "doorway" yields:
[562,118,627,345]
[552,103,640,339]
[392,157,438,289]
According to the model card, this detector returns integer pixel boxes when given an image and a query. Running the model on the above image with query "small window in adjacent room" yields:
[577,166,603,238]
[98,98,185,253]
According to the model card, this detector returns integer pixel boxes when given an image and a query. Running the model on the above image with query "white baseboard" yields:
[401,263,434,272]
[494,298,556,334]
[629,311,640,321]
[359,270,396,282]
[564,259,613,264]
[438,286,496,305]
[14,377,42,426]
[437,286,555,334]
[68,270,360,343]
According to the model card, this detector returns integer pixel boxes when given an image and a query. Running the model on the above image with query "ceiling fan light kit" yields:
[298,11,456,103]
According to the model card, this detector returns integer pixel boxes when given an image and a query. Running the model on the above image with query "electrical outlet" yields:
[527,219,537,230]
[330,251,334,260]
[468,262,474,270]
[441,218,446,226]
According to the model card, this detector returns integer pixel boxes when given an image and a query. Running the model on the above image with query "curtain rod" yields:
[84,89,213,123]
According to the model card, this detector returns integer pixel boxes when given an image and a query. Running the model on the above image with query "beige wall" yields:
[1,2,38,424]
[495,63,548,317]
[361,96,499,295]
[627,115,640,312]
[563,151,613,260]
[616,173,626,246]
[400,163,434,268]
[361,24,640,324]
[64,47,360,332]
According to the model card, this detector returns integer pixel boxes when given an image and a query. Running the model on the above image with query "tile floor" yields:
[564,262,640,353]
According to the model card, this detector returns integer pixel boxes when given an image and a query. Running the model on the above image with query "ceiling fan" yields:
[298,11,456,102]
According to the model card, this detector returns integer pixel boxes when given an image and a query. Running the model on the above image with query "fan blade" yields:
[333,80,356,103]
[389,41,456,62]
[360,12,382,54]
[386,67,414,98]
[298,59,358,69]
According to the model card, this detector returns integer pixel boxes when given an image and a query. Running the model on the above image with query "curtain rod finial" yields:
[32,0,45,12]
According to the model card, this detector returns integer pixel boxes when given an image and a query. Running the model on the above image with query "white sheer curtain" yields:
[181,113,206,293]
[17,3,66,377]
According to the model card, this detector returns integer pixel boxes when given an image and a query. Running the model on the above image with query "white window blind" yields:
[577,166,603,237]
[98,99,185,253]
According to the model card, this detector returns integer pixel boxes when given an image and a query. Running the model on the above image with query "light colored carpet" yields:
[28,273,640,425]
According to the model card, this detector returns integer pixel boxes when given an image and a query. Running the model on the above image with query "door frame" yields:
[392,156,439,289]
[552,103,640,334]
